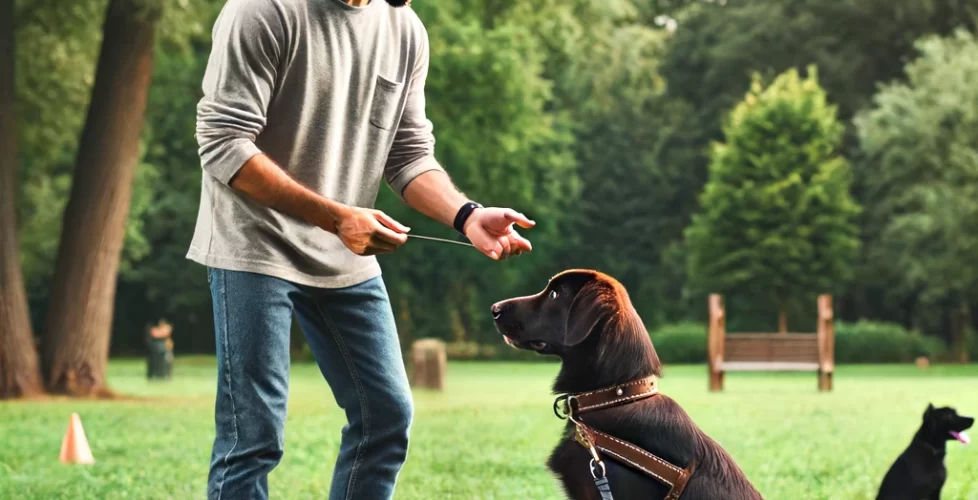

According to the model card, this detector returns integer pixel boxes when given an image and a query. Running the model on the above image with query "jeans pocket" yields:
[368,75,403,131]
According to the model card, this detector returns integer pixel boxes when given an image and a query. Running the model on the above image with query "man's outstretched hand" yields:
[463,208,535,260]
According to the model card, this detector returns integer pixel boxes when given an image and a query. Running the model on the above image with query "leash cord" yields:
[405,234,474,247]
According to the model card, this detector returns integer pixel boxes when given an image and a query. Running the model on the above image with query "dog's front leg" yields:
[548,439,605,500]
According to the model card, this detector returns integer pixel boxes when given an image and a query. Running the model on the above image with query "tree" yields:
[41,0,163,396]
[685,67,860,332]
[659,0,978,323]
[557,23,697,327]
[0,0,43,399]
[377,5,577,344]
[855,30,978,361]
[120,0,224,354]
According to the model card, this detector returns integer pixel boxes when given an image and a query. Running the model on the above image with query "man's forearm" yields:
[401,169,471,228]
[228,154,346,233]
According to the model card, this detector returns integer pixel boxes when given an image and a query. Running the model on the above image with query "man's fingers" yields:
[363,246,394,256]
[483,240,503,260]
[373,223,409,245]
[498,238,513,260]
[509,231,533,252]
[503,209,536,229]
[373,211,411,233]
[363,239,398,255]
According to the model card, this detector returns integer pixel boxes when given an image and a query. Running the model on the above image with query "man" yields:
[187,0,535,499]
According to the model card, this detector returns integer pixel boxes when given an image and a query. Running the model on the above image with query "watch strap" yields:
[453,201,482,236]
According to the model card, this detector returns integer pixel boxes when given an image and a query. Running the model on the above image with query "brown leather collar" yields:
[554,376,694,499]
[554,375,659,419]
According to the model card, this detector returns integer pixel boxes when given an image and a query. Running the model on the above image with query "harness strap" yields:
[557,376,695,499]
[575,423,696,500]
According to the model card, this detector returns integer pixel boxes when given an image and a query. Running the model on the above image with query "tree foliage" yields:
[855,30,978,357]
[685,67,860,324]
[6,0,978,359]
[377,3,577,344]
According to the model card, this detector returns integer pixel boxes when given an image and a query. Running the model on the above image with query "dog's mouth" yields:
[950,430,971,445]
[501,335,548,352]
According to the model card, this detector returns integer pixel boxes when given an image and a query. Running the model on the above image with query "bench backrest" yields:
[723,333,819,363]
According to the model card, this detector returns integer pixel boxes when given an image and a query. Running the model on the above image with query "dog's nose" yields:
[491,303,502,320]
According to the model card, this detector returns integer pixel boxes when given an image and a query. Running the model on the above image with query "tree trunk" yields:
[449,281,467,343]
[0,0,44,399]
[40,0,161,396]
[778,305,788,334]
[950,300,970,363]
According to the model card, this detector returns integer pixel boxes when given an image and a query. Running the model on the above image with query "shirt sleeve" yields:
[195,0,285,185]
[383,26,445,198]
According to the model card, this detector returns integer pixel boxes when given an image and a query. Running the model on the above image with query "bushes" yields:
[294,338,555,364]
[294,321,952,365]
[649,322,708,364]
[835,320,945,363]
[645,320,949,365]
[444,341,556,362]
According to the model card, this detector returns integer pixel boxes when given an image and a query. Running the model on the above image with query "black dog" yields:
[492,269,763,500]
[876,403,973,500]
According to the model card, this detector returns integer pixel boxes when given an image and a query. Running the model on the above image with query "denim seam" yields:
[215,270,240,500]
[315,302,371,500]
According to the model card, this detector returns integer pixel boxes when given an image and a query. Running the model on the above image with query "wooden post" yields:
[708,294,726,392]
[411,338,447,391]
[816,295,834,392]
[146,320,173,381]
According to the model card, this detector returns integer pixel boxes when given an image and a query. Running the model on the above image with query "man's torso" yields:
[188,0,427,288]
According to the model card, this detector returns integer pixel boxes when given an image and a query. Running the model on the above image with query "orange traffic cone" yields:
[59,412,95,464]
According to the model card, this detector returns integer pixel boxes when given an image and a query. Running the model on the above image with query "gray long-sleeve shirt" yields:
[186,0,443,288]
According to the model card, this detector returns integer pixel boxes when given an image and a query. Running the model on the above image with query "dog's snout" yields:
[491,302,503,320]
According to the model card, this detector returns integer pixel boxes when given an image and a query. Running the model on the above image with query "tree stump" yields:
[915,356,930,370]
[411,338,446,391]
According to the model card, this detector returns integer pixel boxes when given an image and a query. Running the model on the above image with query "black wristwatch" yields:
[453,201,483,236]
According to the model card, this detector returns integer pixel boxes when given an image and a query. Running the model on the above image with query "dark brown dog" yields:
[491,269,763,500]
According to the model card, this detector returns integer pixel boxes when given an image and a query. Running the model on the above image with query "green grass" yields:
[1,359,977,499]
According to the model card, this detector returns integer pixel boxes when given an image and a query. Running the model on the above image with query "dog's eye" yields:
[549,290,558,299]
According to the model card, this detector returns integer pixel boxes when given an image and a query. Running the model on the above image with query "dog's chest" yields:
[547,434,673,500]
[908,459,946,497]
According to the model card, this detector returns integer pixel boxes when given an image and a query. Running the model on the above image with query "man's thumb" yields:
[504,209,536,229]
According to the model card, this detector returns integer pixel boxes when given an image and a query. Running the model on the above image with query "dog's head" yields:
[923,403,973,445]
[491,269,661,391]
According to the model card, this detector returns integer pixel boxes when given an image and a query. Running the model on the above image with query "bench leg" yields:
[818,370,832,392]
[710,370,724,392]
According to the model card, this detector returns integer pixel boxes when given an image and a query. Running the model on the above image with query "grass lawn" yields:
[1,359,977,499]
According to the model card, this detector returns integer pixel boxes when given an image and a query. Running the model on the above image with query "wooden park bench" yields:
[707,294,835,392]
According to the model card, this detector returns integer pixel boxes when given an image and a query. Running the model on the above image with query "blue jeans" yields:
[206,268,414,500]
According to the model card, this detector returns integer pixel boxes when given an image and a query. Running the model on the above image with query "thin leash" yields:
[406,234,474,247]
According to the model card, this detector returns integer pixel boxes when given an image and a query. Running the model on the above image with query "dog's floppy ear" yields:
[563,284,609,346]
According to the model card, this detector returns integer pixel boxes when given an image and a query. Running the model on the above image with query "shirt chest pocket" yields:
[368,75,404,131]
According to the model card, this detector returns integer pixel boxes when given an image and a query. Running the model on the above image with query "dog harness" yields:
[553,376,696,500]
